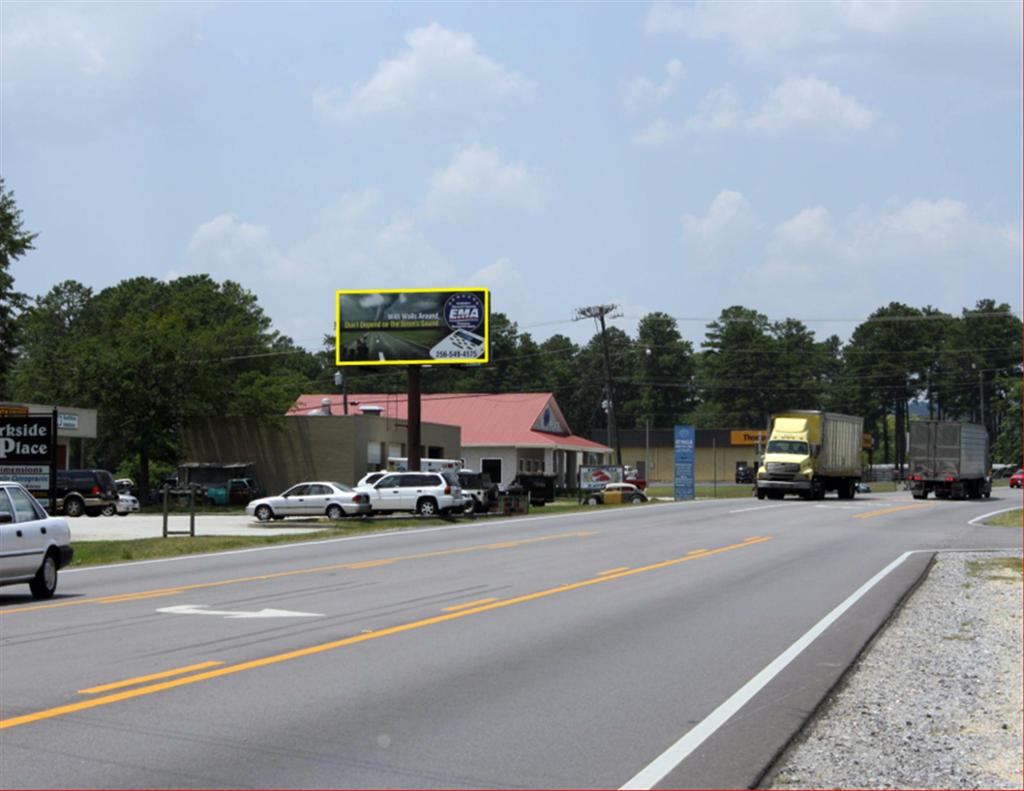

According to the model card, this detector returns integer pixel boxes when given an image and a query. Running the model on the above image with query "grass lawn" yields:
[983,508,1022,528]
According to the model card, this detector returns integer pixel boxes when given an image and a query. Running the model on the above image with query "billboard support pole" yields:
[408,366,421,472]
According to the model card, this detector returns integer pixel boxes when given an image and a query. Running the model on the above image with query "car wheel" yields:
[416,498,439,517]
[630,495,644,503]
[101,504,117,516]
[254,504,273,522]
[463,498,477,515]
[326,504,344,520]
[29,551,58,599]
[63,497,84,518]
[586,496,599,505]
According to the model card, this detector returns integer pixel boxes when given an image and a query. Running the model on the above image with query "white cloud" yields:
[680,190,1023,318]
[681,189,762,270]
[178,191,457,345]
[313,23,533,122]
[425,146,543,219]
[643,1,1018,79]
[2,2,205,87]
[470,257,530,317]
[622,59,686,113]
[635,77,875,144]
[749,77,877,135]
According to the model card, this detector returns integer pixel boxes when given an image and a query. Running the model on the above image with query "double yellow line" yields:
[2,531,595,615]
[0,535,771,730]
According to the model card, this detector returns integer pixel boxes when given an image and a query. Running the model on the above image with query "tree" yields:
[10,280,94,403]
[844,303,931,468]
[12,275,315,493]
[0,179,35,397]
[697,306,775,427]
[622,312,695,427]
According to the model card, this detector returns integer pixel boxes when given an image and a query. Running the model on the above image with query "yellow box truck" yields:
[756,411,863,500]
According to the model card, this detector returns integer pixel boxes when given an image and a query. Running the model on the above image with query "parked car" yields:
[735,466,756,484]
[1010,469,1023,489]
[55,469,119,518]
[623,466,648,491]
[205,478,260,507]
[584,482,648,505]
[457,470,498,514]
[246,482,370,521]
[113,493,140,516]
[0,481,73,599]
[356,472,464,517]
[356,472,387,488]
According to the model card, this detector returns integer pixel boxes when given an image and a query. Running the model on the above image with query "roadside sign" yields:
[674,425,695,501]
[0,412,57,507]
[579,465,624,490]
[336,288,490,366]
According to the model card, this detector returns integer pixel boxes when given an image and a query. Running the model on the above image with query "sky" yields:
[3,1,1021,350]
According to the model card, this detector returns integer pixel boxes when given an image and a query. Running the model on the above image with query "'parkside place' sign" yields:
[0,417,53,462]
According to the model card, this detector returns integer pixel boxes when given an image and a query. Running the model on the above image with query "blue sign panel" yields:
[674,425,695,501]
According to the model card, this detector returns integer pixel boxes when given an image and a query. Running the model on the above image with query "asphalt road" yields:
[1,492,1020,789]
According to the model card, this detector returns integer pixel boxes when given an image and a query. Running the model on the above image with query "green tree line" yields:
[1,180,1021,489]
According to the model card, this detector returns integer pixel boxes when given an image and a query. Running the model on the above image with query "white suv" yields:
[0,482,73,599]
[357,472,463,517]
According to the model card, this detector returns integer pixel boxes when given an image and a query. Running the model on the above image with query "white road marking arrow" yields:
[156,604,323,619]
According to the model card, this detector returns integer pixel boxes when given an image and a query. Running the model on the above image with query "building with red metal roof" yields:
[289,392,610,488]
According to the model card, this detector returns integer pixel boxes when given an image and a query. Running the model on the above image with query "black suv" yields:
[56,469,119,517]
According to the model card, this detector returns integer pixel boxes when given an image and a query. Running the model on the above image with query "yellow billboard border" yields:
[335,287,490,367]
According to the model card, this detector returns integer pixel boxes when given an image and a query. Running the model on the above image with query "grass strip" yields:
[983,509,1022,528]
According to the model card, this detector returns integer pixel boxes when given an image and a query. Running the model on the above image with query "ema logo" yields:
[444,293,484,331]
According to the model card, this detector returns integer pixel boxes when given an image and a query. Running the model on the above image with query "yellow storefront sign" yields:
[730,430,765,446]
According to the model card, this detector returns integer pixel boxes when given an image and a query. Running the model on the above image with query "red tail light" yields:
[444,485,451,494]
[91,485,101,495]
[945,476,955,482]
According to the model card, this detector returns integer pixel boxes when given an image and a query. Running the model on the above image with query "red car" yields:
[1010,469,1024,488]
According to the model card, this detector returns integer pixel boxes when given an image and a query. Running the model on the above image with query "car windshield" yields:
[767,440,809,455]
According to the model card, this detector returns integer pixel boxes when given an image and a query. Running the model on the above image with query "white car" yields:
[356,472,387,488]
[356,471,464,517]
[115,493,140,515]
[246,481,371,522]
[0,481,73,599]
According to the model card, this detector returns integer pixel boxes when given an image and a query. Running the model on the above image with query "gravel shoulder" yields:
[767,550,1023,790]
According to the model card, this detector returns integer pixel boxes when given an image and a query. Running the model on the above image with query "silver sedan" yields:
[246,481,370,522]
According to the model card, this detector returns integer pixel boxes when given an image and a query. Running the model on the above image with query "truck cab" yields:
[756,411,862,500]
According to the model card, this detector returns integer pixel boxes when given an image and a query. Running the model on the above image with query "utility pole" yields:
[574,304,622,466]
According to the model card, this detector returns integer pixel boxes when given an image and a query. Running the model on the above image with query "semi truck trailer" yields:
[756,410,863,500]
[908,421,991,500]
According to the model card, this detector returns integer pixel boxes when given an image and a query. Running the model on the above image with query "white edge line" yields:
[967,506,1021,526]
[619,551,914,790]
[63,499,706,574]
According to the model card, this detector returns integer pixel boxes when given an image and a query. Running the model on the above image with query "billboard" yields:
[336,288,490,366]
[579,465,624,491]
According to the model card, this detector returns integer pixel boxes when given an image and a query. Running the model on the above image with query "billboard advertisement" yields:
[336,288,490,366]
[579,465,624,491]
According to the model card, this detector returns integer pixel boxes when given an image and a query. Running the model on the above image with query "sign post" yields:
[674,425,695,501]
